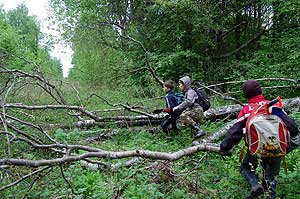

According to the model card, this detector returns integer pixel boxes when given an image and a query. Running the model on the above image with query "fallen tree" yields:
[0,143,220,167]
[0,118,234,168]
[59,97,300,128]
[6,97,298,130]
[1,65,299,195]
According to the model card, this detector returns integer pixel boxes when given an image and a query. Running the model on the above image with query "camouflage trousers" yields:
[177,107,204,128]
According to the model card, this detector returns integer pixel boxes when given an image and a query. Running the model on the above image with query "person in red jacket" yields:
[220,80,300,199]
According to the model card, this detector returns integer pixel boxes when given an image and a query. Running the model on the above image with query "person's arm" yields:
[281,114,300,151]
[281,114,300,137]
[163,95,172,113]
[175,89,196,111]
[220,120,245,153]
[220,108,248,154]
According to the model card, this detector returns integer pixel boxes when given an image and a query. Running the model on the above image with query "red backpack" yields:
[245,97,289,157]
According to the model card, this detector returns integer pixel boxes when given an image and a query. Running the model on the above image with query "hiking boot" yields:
[246,184,264,199]
[172,126,180,133]
[191,123,206,139]
[241,169,264,199]
[194,129,206,138]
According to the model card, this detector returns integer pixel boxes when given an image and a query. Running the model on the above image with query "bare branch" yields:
[120,35,164,87]
[0,166,51,191]
[6,123,43,144]
[78,22,164,87]
[195,82,243,105]
[192,120,236,146]
[0,65,66,104]
[1,75,17,159]
[81,157,141,171]
[8,135,104,152]
[89,94,157,118]
[59,164,75,195]
[4,103,99,121]
[215,29,264,59]
[202,78,299,89]
[65,97,300,129]
[4,114,56,143]
[0,78,11,95]
[218,21,247,40]
[0,67,54,89]
[0,143,220,167]
[21,168,52,199]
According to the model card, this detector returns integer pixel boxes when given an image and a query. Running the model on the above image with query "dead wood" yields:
[0,143,220,167]
[0,166,51,191]
[192,120,236,146]
[201,78,299,89]
[64,97,300,129]
[81,157,141,171]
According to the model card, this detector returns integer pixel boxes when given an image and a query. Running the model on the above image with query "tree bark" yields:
[0,143,220,167]
[72,97,300,128]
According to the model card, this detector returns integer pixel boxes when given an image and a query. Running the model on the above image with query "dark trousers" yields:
[160,112,180,133]
[240,151,281,199]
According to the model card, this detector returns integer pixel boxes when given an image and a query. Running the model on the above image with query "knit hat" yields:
[242,80,262,99]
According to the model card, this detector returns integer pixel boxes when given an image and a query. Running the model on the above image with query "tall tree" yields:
[50,0,300,96]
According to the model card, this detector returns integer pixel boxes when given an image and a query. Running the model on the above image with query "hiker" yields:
[173,76,206,139]
[160,80,180,133]
[219,80,300,199]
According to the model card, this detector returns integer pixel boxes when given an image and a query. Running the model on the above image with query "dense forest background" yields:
[1,0,300,198]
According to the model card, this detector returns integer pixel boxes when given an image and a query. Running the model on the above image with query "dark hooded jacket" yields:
[177,76,201,111]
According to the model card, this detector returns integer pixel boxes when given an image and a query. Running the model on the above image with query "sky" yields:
[0,0,73,77]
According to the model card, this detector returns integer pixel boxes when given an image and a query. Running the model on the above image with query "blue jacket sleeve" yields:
[166,92,177,109]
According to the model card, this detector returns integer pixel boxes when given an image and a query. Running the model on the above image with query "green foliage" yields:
[1,85,300,198]
[72,168,112,198]
[7,4,39,56]
[0,4,62,78]
[278,150,300,198]
[1,0,300,198]
[50,0,300,99]
[0,15,17,54]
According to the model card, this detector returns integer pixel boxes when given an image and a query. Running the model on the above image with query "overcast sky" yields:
[0,0,73,77]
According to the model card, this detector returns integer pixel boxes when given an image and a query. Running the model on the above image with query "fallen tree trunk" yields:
[72,97,300,128]
[0,143,220,167]
[192,120,236,146]
[25,97,299,130]
[80,121,237,170]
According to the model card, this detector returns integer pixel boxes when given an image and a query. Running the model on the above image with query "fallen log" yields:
[192,120,236,146]
[73,97,300,128]
[0,143,220,167]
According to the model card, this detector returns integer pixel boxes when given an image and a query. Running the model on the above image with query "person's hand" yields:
[163,108,171,113]
[173,106,178,112]
[219,149,232,156]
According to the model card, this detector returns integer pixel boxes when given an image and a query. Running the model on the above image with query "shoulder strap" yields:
[282,155,288,175]
[239,144,247,162]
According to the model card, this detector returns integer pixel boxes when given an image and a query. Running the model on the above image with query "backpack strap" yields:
[282,155,288,175]
[239,144,247,162]
[239,143,288,175]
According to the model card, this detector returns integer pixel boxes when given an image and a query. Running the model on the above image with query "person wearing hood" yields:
[219,80,300,199]
[173,76,206,139]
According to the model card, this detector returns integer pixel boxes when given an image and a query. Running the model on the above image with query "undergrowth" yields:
[1,83,299,198]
